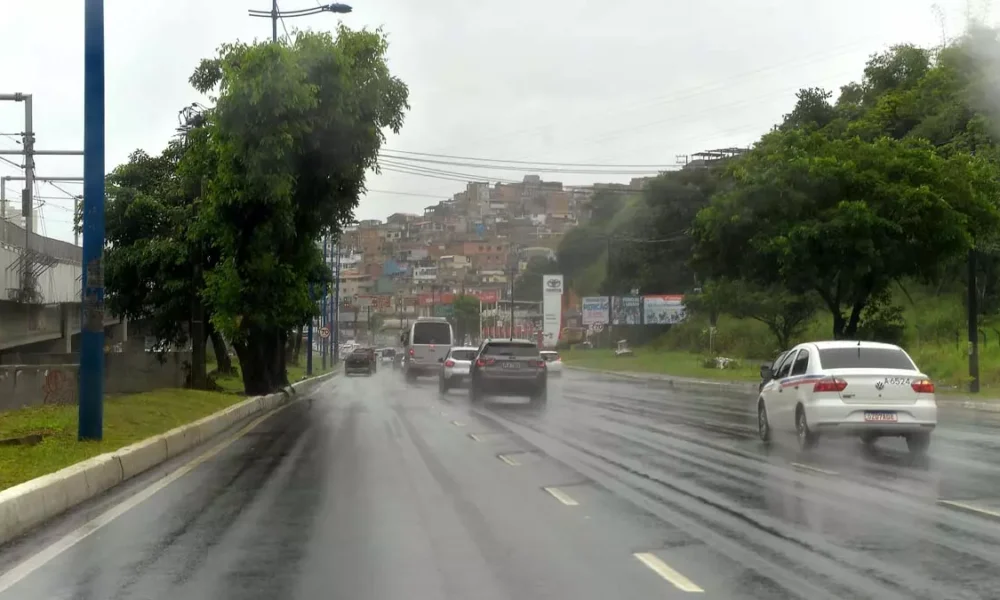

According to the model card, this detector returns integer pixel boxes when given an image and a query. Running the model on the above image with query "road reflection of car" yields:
[469,338,547,406]
[756,340,937,455]
[439,346,477,393]
[539,350,563,376]
[344,348,376,376]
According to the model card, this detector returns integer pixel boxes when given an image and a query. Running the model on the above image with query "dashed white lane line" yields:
[451,420,466,427]
[498,454,520,466]
[543,486,580,506]
[468,433,482,442]
[791,462,839,476]
[633,552,705,593]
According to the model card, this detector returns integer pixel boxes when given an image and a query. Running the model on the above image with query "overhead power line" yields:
[381,153,671,176]
[382,149,676,169]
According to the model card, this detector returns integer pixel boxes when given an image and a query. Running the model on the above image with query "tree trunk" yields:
[234,325,285,396]
[207,321,234,375]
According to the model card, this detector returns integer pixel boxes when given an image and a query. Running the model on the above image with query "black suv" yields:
[469,339,547,406]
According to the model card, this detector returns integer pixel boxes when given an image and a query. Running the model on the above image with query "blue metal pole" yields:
[307,284,314,376]
[322,233,328,370]
[79,0,105,441]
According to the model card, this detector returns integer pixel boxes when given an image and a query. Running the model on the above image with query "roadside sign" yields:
[319,327,330,339]
[592,323,604,332]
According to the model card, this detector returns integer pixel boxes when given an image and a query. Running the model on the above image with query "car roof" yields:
[449,346,478,352]
[484,338,536,345]
[806,340,904,351]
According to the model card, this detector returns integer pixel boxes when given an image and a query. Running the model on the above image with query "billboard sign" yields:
[643,295,686,324]
[581,296,610,325]
[612,296,642,325]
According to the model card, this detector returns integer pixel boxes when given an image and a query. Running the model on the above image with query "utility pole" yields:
[80,0,106,440]
[606,236,614,348]
[271,0,278,42]
[307,284,314,376]
[332,241,341,363]
[968,248,980,393]
[322,231,328,370]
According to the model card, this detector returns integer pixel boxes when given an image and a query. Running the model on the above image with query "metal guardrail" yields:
[0,220,81,264]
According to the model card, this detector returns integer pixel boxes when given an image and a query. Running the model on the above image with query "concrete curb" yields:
[564,365,1000,412]
[0,369,339,547]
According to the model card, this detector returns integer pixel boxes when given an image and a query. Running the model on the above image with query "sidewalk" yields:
[566,365,1000,413]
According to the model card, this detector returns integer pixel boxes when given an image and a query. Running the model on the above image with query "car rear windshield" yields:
[450,350,476,361]
[412,322,451,345]
[541,352,559,361]
[818,347,916,371]
[483,343,539,357]
[382,349,396,357]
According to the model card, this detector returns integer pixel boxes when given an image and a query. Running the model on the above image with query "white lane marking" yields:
[498,454,520,466]
[791,462,839,476]
[938,500,1000,519]
[634,552,704,593]
[543,486,579,506]
[451,420,466,427]
[0,404,290,593]
[468,433,482,442]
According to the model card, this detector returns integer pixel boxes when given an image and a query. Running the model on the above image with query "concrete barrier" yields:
[0,369,338,546]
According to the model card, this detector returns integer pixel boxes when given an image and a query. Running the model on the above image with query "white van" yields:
[402,317,454,382]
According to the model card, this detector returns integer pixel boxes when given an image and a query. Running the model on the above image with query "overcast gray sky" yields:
[0,0,986,243]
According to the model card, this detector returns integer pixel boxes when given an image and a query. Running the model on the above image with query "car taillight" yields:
[911,379,935,394]
[444,360,456,367]
[813,377,848,393]
[536,360,546,368]
[475,358,495,367]
[408,348,415,357]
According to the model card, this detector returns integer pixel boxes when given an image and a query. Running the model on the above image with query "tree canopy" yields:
[100,27,409,394]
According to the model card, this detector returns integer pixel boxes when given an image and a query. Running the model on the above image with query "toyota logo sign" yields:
[546,279,560,288]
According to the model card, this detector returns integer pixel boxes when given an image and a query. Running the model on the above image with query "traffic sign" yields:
[319,327,330,339]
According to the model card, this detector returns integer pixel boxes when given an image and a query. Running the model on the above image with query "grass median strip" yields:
[0,389,247,492]
[561,349,760,383]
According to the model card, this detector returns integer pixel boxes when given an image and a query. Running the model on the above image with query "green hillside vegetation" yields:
[556,28,1000,393]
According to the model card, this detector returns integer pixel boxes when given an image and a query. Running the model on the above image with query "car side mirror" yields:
[759,364,772,381]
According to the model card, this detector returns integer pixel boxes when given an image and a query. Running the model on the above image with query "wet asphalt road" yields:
[2,368,1000,599]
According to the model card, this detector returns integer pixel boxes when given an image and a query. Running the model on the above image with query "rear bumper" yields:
[806,398,937,435]
[475,376,546,396]
[345,365,372,374]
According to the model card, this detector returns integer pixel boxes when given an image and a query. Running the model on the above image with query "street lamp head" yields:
[323,2,353,13]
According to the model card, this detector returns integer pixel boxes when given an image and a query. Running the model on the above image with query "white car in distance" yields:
[756,340,937,455]
[540,350,563,375]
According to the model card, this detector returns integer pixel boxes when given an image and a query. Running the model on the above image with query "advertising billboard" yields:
[541,274,564,348]
[612,296,642,325]
[642,294,686,324]
[581,296,610,325]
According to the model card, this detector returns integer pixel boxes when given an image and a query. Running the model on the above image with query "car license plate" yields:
[502,361,520,369]
[864,411,898,423]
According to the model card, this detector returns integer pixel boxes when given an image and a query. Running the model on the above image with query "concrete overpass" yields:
[0,220,125,354]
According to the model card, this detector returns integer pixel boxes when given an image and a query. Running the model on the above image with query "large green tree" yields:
[184,27,408,395]
[692,129,1000,339]
[514,256,559,301]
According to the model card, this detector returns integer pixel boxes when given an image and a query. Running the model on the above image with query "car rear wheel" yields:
[906,432,931,456]
[796,407,818,450]
[757,401,771,443]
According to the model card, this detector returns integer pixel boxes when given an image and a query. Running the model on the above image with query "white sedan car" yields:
[540,350,563,375]
[756,340,937,455]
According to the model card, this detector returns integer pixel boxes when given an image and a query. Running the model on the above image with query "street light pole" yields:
[248,2,354,43]
[79,0,106,441]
